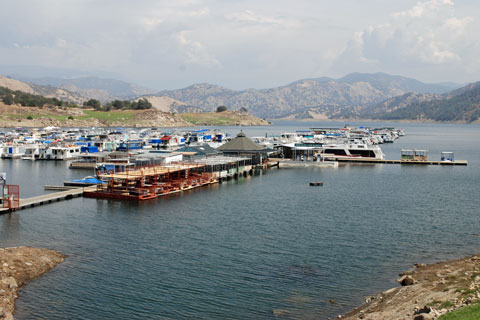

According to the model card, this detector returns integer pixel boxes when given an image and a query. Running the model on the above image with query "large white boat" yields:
[320,142,385,160]
[281,141,385,161]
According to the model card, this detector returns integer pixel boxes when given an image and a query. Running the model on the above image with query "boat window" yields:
[324,149,347,156]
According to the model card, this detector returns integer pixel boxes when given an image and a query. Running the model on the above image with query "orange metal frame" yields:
[86,162,215,201]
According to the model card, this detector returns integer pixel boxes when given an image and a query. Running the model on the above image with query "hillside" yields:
[3,72,476,123]
[0,75,36,94]
[0,101,190,127]
[16,76,154,102]
[0,86,269,127]
[369,82,480,123]
[179,110,270,126]
[359,92,442,119]
[155,73,460,119]
[3,74,154,103]
[139,95,187,112]
[0,75,85,104]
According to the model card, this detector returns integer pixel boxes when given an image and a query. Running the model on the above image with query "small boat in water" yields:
[64,176,104,187]
[309,181,323,186]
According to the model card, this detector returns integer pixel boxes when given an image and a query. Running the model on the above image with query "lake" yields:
[1,121,479,319]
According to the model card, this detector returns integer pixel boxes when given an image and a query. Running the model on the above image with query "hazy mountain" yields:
[13,76,154,102]
[3,71,471,122]
[359,92,442,118]
[156,73,461,118]
[369,81,480,123]
[337,72,456,94]
[0,75,84,104]
[0,64,120,81]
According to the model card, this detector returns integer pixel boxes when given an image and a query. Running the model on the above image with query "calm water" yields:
[1,121,479,319]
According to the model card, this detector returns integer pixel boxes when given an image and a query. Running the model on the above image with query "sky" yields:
[0,0,479,90]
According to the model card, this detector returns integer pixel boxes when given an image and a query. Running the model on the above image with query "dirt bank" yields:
[342,254,480,320]
[0,246,64,320]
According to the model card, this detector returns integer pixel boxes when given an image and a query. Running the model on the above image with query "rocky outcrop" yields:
[0,247,64,320]
[342,254,480,320]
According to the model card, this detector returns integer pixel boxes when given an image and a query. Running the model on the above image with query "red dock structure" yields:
[84,162,217,201]
[2,184,20,211]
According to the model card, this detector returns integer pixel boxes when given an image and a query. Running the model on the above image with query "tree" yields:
[216,105,227,112]
[239,107,248,113]
[112,100,125,109]
[131,98,152,110]
[2,94,14,105]
[83,99,102,109]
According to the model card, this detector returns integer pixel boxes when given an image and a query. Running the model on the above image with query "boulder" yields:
[398,275,416,286]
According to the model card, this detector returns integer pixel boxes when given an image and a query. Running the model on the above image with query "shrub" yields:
[216,105,227,112]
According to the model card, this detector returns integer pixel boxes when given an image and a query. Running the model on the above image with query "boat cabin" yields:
[401,149,428,161]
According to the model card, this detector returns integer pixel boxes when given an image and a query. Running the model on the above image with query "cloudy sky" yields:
[0,0,478,90]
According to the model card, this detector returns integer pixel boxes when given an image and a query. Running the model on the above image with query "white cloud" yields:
[174,31,220,67]
[0,0,478,89]
[444,16,473,33]
[336,0,476,77]
[226,10,283,25]
[393,0,453,18]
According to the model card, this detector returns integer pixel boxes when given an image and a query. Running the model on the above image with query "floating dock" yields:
[84,163,217,201]
[0,186,96,214]
[323,157,468,166]
[269,159,338,168]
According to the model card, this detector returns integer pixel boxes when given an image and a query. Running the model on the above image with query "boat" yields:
[64,176,104,187]
[320,142,385,160]
[309,181,323,186]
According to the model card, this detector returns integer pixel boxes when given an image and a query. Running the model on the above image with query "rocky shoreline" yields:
[342,254,480,320]
[0,247,64,320]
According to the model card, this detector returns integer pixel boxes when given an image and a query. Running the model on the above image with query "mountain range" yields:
[155,73,460,119]
[2,71,479,123]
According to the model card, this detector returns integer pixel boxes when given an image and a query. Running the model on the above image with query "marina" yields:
[0,124,468,214]
[0,121,477,319]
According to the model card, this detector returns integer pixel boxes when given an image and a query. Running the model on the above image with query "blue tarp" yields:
[71,178,104,184]
[81,146,99,153]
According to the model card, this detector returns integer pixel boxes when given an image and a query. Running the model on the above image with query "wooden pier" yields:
[0,186,96,214]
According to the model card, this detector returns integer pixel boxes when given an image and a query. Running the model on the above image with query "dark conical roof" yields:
[217,132,263,151]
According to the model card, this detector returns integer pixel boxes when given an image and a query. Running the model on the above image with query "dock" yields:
[268,159,339,168]
[1,186,96,214]
[322,157,468,165]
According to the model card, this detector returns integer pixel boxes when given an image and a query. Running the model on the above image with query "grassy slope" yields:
[0,103,149,126]
[438,303,480,320]
[0,103,268,127]
[179,111,268,125]
[77,110,136,123]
